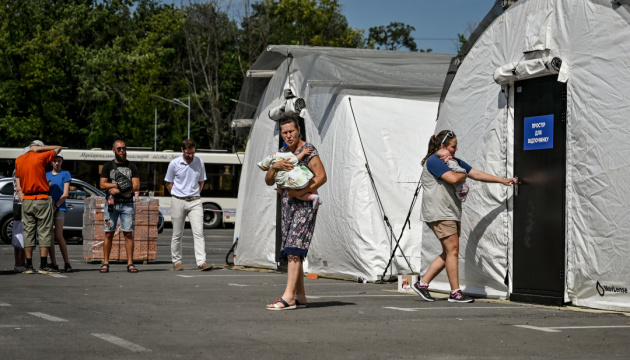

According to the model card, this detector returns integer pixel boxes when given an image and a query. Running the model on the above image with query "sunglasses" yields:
[116,147,127,151]
[440,131,455,146]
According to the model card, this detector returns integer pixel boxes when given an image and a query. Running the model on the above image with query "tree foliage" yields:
[368,22,421,52]
[457,33,467,53]
[244,0,364,52]
[181,1,242,150]
[0,0,420,151]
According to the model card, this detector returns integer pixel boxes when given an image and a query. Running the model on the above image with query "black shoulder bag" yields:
[112,160,134,194]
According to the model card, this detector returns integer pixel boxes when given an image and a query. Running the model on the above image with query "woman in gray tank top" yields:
[412,130,516,303]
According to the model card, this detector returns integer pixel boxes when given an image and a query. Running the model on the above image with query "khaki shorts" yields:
[22,197,54,248]
[427,220,461,240]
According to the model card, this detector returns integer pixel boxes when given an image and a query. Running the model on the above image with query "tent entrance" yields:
[511,76,567,306]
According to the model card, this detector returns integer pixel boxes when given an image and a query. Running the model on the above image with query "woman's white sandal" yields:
[267,297,297,311]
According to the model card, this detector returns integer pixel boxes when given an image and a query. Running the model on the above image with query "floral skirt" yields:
[279,190,318,261]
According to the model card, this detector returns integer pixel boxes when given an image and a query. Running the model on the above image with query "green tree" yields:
[243,0,364,57]
[368,22,422,52]
[0,0,189,149]
[78,1,188,149]
[455,22,477,53]
[0,0,93,147]
[457,33,467,53]
[0,0,368,151]
[179,1,242,150]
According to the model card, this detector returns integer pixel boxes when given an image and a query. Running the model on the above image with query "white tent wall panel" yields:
[435,0,630,310]
[234,64,290,269]
[303,94,437,281]
[301,93,384,279]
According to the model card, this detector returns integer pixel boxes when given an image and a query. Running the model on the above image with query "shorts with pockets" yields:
[104,202,134,233]
[426,220,461,240]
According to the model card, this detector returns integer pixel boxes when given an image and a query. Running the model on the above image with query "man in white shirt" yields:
[165,139,211,271]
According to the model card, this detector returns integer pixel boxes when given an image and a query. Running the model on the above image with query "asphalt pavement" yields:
[1,227,629,359]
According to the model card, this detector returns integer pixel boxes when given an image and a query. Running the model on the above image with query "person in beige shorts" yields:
[15,140,63,274]
[414,130,516,303]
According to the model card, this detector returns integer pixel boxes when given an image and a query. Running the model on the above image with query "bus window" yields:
[73,161,102,189]
[201,164,240,198]
[135,162,151,194]
[151,163,169,196]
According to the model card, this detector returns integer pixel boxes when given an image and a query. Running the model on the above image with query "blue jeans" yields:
[104,203,134,232]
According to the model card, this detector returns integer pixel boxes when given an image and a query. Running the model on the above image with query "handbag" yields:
[12,219,24,249]
[112,161,134,194]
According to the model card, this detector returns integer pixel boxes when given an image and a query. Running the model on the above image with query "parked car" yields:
[0,177,164,244]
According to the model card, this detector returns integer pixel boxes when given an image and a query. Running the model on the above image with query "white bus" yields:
[0,147,242,228]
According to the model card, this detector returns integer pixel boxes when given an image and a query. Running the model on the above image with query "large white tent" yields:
[431,0,630,311]
[233,46,452,281]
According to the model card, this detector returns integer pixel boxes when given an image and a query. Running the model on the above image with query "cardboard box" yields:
[398,275,418,293]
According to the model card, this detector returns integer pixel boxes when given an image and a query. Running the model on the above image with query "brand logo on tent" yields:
[596,281,628,296]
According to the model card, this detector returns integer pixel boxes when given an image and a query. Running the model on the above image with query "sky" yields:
[337,0,493,54]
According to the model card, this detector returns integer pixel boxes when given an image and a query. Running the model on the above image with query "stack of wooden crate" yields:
[82,197,159,263]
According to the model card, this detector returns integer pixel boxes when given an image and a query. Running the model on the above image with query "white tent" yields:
[432,0,630,311]
[233,46,452,281]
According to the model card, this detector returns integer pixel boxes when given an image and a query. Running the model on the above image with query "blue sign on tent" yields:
[524,114,554,151]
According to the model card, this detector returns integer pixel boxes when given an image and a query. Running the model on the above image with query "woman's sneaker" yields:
[64,263,73,273]
[448,290,474,303]
[412,281,435,302]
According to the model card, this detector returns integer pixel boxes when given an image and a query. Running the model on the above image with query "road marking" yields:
[92,333,150,352]
[385,306,523,311]
[514,324,630,333]
[28,312,68,322]
[383,307,417,312]
[0,325,35,328]
[228,283,249,287]
[0,303,11,307]
[177,274,281,278]
[306,295,414,299]
[50,274,67,278]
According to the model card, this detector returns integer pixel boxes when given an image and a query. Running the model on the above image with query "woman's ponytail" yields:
[421,130,454,165]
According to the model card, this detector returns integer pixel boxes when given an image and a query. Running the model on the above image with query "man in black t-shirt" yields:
[99,140,140,273]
